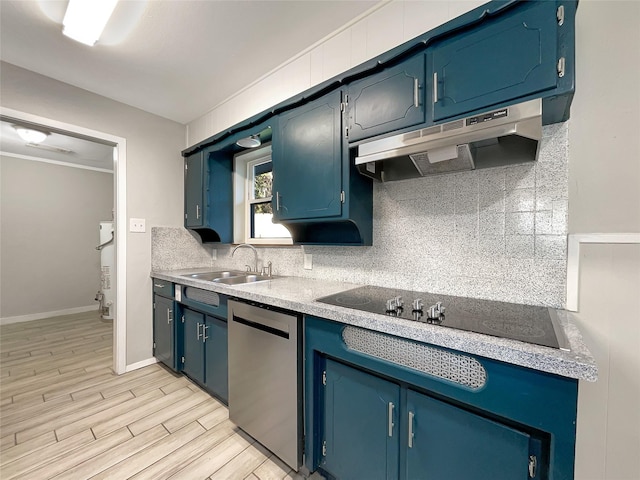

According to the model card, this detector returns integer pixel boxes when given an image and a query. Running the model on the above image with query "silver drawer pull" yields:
[167,308,173,324]
[433,72,438,104]
[196,322,202,339]
[388,402,395,437]
[408,411,415,448]
[154,283,165,288]
[413,78,419,107]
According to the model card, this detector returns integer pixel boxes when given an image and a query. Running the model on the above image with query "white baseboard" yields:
[125,357,158,372]
[0,305,99,325]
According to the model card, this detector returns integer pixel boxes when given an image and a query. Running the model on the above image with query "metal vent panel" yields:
[184,287,220,306]
[342,326,487,389]
[442,119,465,132]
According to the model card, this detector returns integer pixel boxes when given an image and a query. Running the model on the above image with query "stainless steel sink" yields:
[180,270,278,285]
[214,274,278,285]
[180,270,245,281]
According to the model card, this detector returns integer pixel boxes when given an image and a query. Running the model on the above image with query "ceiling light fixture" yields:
[62,0,119,46]
[14,126,48,144]
[236,135,261,149]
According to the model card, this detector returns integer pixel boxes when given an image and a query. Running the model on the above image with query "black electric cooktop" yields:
[316,286,568,350]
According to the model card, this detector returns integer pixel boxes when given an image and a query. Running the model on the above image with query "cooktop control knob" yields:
[395,296,404,309]
[412,299,424,312]
[427,301,445,319]
[386,298,397,313]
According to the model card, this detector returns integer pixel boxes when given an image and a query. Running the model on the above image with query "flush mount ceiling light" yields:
[62,0,119,46]
[236,135,262,149]
[13,126,49,144]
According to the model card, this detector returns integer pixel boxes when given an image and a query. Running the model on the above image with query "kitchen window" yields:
[234,145,292,245]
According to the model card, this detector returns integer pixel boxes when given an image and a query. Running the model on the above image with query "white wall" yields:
[182,0,640,477]
[186,0,485,145]
[568,2,640,479]
[0,62,186,366]
[0,156,113,321]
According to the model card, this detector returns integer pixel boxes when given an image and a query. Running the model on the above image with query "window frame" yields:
[233,144,293,246]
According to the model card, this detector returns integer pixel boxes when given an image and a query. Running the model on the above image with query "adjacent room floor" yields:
[0,311,301,479]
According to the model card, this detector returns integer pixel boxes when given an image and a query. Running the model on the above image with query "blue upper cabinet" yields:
[347,54,425,143]
[184,149,233,243]
[184,151,204,228]
[272,90,343,222]
[428,0,562,122]
[271,89,373,245]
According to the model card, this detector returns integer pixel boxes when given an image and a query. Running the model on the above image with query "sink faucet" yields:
[232,243,258,273]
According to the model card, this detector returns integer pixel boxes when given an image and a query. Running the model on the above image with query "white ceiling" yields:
[0,0,380,125]
[0,118,115,171]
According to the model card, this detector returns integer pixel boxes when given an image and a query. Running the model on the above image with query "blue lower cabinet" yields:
[322,358,400,480]
[305,316,577,479]
[180,306,228,404]
[204,315,228,404]
[152,293,176,370]
[406,389,535,480]
[182,307,205,384]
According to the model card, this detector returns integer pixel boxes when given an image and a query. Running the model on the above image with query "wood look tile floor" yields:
[0,311,303,479]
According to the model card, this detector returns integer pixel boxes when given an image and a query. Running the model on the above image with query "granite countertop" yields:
[152,268,598,382]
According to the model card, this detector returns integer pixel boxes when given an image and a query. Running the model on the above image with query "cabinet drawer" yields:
[152,279,174,298]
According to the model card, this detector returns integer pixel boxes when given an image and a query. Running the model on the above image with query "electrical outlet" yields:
[304,253,313,270]
[129,218,146,233]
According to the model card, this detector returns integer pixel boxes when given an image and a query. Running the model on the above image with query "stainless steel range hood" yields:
[355,99,542,182]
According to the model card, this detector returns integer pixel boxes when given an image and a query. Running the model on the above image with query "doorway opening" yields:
[0,107,127,374]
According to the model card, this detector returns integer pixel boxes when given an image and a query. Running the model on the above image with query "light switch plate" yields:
[130,218,146,233]
[304,253,313,270]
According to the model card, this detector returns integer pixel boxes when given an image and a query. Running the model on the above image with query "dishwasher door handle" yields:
[232,314,290,339]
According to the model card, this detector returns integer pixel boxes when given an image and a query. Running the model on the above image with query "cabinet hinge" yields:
[184,213,188,220]
[340,191,345,203]
[322,370,327,386]
[181,356,185,363]
[153,302,156,309]
[528,455,537,478]
[345,126,349,138]
[557,5,565,26]
[153,342,156,349]
[557,57,566,78]
[182,315,185,323]
[185,163,188,171]
[322,440,327,457]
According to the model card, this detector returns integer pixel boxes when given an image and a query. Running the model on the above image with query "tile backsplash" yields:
[153,122,569,308]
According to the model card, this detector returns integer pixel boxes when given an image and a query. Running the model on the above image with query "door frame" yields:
[0,107,128,374]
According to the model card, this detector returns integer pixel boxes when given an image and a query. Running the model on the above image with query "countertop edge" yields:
[151,270,598,382]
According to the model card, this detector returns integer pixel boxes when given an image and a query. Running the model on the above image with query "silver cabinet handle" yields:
[167,308,173,324]
[408,411,415,448]
[275,192,280,212]
[196,322,202,340]
[433,72,438,104]
[154,283,165,288]
[202,324,209,342]
[196,204,201,219]
[414,78,419,108]
[388,402,395,437]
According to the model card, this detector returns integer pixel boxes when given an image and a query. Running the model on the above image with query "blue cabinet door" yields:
[204,315,228,404]
[347,54,425,142]
[322,358,400,480]
[272,90,343,222]
[405,389,533,480]
[429,1,558,122]
[182,307,205,384]
[153,294,174,369]
[185,151,204,228]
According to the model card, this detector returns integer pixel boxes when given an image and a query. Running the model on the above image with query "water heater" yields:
[95,221,114,319]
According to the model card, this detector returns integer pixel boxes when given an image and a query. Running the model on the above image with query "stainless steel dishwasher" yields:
[227,299,302,471]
